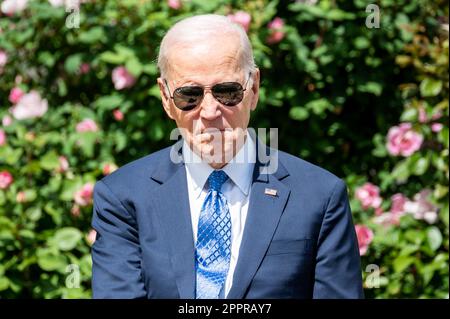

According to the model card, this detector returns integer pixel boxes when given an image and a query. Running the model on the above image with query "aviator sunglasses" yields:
[164,72,252,111]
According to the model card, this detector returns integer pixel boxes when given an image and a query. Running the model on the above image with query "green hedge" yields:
[0,0,448,298]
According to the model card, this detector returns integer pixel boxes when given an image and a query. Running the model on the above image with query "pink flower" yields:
[431,123,443,133]
[9,87,24,104]
[266,17,285,44]
[390,193,407,214]
[2,115,12,127]
[0,171,13,189]
[16,191,26,203]
[228,11,251,32]
[1,0,28,16]
[0,49,8,75]
[71,204,81,217]
[0,50,7,67]
[418,107,428,123]
[386,123,423,157]
[57,156,69,173]
[0,129,6,146]
[76,118,98,132]
[112,66,136,90]
[404,189,439,224]
[79,63,90,74]
[9,91,48,120]
[355,225,374,256]
[86,229,97,245]
[74,182,94,206]
[102,162,118,175]
[167,0,181,9]
[355,182,382,210]
[113,109,124,121]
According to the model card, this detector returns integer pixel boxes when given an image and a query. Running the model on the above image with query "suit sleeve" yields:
[312,179,364,299]
[91,180,147,299]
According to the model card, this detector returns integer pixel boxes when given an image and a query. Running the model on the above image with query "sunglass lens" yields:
[212,82,244,106]
[173,86,203,110]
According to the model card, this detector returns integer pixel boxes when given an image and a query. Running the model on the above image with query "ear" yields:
[157,77,175,120]
[249,68,260,111]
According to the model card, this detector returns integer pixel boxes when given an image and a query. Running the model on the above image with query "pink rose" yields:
[386,123,423,157]
[79,62,90,74]
[390,193,407,214]
[418,107,428,123]
[0,171,13,189]
[266,17,285,44]
[431,123,443,133]
[9,87,24,104]
[86,229,97,245]
[57,156,69,173]
[102,162,118,175]
[16,191,26,203]
[404,189,438,224]
[9,91,48,120]
[228,11,251,32]
[355,182,382,210]
[1,0,28,16]
[74,182,94,206]
[0,129,6,146]
[71,204,81,217]
[76,118,98,132]
[112,66,136,90]
[0,50,7,75]
[355,225,374,256]
[2,115,12,126]
[167,0,181,9]
[113,109,124,121]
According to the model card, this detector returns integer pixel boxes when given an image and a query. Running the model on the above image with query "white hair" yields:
[157,14,256,79]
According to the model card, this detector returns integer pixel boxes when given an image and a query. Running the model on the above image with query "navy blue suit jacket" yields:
[91,138,364,299]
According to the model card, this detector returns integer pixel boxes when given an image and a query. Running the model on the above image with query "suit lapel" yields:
[227,141,291,299]
[150,146,196,299]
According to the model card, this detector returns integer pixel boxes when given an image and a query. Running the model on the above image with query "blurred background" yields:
[0,0,448,298]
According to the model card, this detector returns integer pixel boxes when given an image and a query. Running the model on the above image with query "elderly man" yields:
[91,14,364,299]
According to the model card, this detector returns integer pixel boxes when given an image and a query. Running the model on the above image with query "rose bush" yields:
[0,0,448,298]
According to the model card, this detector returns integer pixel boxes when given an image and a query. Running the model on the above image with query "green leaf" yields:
[411,155,429,176]
[305,99,333,115]
[400,108,418,122]
[125,58,143,77]
[427,227,443,251]
[289,107,309,121]
[358,82,383,96]
[420,78,442,97]
[393,255,415,273]
[391,159,411,183]
[78,27,105,44]
[99,51,125,64]
[53,228,83,251]
[40,150,60,171]
[37,248,67,271]
[0,277,9,291]
[64,54,82,74]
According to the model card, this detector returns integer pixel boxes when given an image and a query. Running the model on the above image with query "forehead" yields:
[166,34,243,84]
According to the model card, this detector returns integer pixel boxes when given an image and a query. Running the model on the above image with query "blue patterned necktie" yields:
[195,170,232,299]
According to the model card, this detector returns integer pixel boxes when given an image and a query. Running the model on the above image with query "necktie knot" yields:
[208,170,228,192]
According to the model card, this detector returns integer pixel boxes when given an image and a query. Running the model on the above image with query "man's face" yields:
[158,34,260,168]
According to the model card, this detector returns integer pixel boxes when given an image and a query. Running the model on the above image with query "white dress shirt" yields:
[182,132,256,298]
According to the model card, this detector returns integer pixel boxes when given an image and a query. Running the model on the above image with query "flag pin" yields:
[265,188,278,196]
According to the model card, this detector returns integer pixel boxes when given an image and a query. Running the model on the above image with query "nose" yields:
[199,90,222,121]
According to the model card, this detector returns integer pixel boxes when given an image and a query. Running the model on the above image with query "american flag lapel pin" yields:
[264,188,278,197]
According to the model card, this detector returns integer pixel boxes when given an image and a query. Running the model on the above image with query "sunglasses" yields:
[164,72,252,111]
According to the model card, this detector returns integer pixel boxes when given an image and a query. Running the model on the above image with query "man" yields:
[91,14,364,299]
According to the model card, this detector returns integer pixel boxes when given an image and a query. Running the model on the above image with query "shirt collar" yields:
[182,130,256,199]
